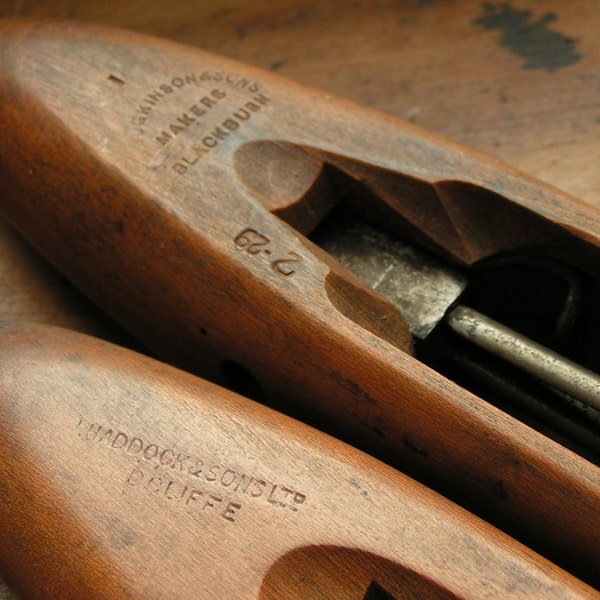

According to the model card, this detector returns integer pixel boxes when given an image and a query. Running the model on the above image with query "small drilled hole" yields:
[108,74,125,86]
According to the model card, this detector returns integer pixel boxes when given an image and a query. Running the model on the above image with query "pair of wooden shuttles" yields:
[0,19,599,599]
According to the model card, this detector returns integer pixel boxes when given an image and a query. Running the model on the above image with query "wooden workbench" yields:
[0,1,598,597]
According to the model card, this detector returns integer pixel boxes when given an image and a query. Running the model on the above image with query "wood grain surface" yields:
[1,321,597,599]
[0,0,598,352]
[1,0,598,206]
[0,0,598,328]
[0,2,598,598]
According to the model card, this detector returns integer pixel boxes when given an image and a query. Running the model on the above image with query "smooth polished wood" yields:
[0,219,139,347]
[0,19,598,593]
[0,321,597,599]
[0,0,598,208]
[0,0,598,347]
[0,0,598,346]
[0,0,598,353]
[0,4,598,599]
[2,3,595,598]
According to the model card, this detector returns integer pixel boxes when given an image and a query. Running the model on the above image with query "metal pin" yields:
[316,214,600,415]
[447,305,600,413]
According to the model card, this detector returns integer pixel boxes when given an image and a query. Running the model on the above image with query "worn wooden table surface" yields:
[0,1,598,597]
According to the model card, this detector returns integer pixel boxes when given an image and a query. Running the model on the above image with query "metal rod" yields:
[447,305,600,413]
